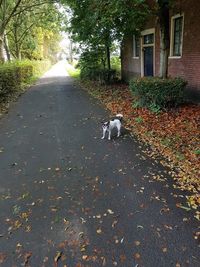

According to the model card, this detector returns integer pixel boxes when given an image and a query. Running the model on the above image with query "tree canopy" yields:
[62,0,148,69]
[0,0,67,62]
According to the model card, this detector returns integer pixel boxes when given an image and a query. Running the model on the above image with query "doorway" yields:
[141,30,155,77]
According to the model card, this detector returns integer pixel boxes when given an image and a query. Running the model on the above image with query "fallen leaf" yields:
[82,255,88,260]
[102,257,106,266]
[162,247,167,253]
[134,253,141,260]
[176,204,191,211]
[54,251,62,263]
[0,253,6,264]
[96,228,102,234]
[134,241,141,246]
[120,254,126,263]
[24,252,32,265]
[107,209,114,214]
[112,220,118,228]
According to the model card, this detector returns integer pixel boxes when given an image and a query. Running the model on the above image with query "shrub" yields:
[79,48,104,80]
[81,67,116,84]
[79,48,117,84]
[93,69,116,84]
[0,60,51,101]
[111,56,121,72]
[129,77,187,109]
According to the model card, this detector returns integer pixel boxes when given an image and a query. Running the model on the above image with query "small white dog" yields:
[101,114,123,140]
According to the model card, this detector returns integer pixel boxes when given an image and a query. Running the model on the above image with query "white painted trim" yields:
[133,35,139,59]
[169,56,181,59]
[170,13,184,58]
[140,28,155,77]
[141,28,155,36]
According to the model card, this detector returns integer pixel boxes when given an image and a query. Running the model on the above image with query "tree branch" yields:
[0,0,4,9]
[12,1,51,17]
[18,23,35,43]
[4,0,23,29]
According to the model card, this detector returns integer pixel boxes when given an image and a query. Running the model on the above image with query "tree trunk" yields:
[16,45,21,60]
[4,33,11,61]
[106,45,111,70]
[0,33,5,63]
[158,0,170,78]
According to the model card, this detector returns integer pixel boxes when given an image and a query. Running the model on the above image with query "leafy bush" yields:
[0,60,51,101]
[81,68,116,84]
[79,49,104,79]
[99,69,117,84]
[26,60,51,77]
[111,56,121,72]
[129,77,187,109]
[79,48,117,84]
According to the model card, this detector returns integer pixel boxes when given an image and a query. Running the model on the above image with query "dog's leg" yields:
[108,130,111,140]
[101,132,105,139]
[117,125,121,137]
[101,129,106,139]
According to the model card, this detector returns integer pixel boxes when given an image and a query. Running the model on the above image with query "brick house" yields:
[121,0,200,98]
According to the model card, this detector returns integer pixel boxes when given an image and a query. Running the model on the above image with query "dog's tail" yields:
[116,114,123,122]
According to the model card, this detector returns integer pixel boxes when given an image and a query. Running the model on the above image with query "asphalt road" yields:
[0,61,199,266]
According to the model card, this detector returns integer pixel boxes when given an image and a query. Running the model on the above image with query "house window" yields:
[170,14,184,57]
[143,33,154,45]
[133,35,140,58]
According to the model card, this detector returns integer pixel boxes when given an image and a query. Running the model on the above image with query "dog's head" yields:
[102,121,110,130]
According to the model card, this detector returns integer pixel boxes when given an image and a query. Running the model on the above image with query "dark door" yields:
[144,46,153,76]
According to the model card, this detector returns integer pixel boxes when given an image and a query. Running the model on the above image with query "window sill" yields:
[169,56,182,59]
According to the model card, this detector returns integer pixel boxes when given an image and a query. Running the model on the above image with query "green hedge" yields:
[129,77,187,109]
[81,68,117,84]
[0,60,51,101]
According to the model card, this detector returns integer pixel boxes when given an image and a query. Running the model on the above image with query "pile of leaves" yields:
[80,80,200,217]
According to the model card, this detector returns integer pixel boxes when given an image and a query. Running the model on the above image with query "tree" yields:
[62,0,148,70]
[0,0,56,62]
[6,2,64,60]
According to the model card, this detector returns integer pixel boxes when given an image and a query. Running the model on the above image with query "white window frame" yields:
[133,35,140,59]
[169,13,184,58]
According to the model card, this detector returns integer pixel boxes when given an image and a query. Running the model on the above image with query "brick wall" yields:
[121,36,141,81]
[168,0,200,91]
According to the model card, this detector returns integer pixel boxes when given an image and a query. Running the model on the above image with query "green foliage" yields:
[97,69,117,84]
[135,116,143,124]
[193,149,200,155]
[78,48,117,84]
[79,48,103,75]
[176,151,185,161]
[161,137,172,147]
[0,0,66,62]
[65,0,148,44]
[129,77,187,109]
[149,103,161,114]
[0,60,51,101]
[81,67,116,85]
[111,56,121,72]
[63,0,148,71]
[66,66,80,79]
